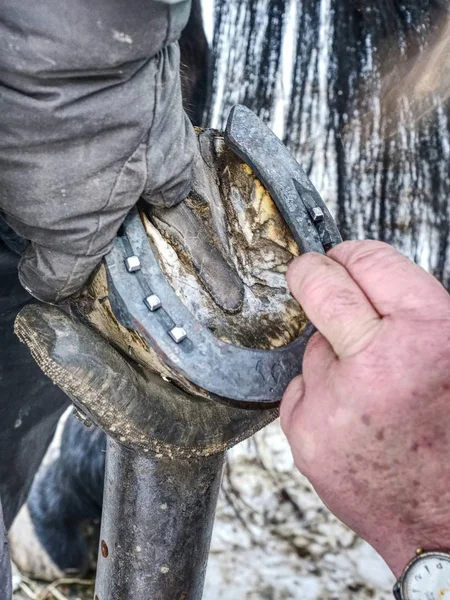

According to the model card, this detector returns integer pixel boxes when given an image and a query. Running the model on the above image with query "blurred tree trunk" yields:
[209,0,450,288]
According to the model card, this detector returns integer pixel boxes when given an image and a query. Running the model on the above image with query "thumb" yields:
[280,375,305,438]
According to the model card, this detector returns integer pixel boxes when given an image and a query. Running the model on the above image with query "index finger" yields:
[287,252,382,359]
[328,241,450,318]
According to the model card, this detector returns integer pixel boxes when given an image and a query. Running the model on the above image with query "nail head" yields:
[144,294,162,311]
[311,207,324,222]
[125,256,141,272]
[169,326,187,343]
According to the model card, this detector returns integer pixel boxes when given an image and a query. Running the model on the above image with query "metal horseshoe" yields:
[105,105,342,406]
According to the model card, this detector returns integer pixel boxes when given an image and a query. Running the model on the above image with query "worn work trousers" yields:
[0,0,193,593]
[0,241,70,594]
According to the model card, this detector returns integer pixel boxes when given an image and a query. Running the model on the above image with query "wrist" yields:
[378,543,419,579]
[379,536,450,579]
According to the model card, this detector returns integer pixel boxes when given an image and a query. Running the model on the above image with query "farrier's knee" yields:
[0,0,191,76]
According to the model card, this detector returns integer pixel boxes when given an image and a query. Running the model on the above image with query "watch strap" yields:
[393,581,402,600]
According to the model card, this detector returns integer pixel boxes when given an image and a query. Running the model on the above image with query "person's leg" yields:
[0,241,70,530]
[0,239,70,593]
[0,501,12,599]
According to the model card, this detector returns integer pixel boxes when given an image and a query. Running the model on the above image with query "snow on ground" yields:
[13,420,394,600]
[204,421,394,600]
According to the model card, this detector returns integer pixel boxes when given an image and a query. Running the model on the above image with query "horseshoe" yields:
[105,105,342,405]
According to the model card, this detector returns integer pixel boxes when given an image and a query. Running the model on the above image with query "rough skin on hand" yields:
[281,240,450,577]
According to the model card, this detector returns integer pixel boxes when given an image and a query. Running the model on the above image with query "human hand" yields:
[280,241,450,577]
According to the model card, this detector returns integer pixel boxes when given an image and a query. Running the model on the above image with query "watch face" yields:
[403,553,450,600]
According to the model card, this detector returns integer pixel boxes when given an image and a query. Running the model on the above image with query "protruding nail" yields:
[144,295,162,312]
[125,256,141,273]
[169,327,187,343]
[311,207,324,223]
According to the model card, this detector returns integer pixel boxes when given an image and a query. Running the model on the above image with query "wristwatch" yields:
[393,549,450,599]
